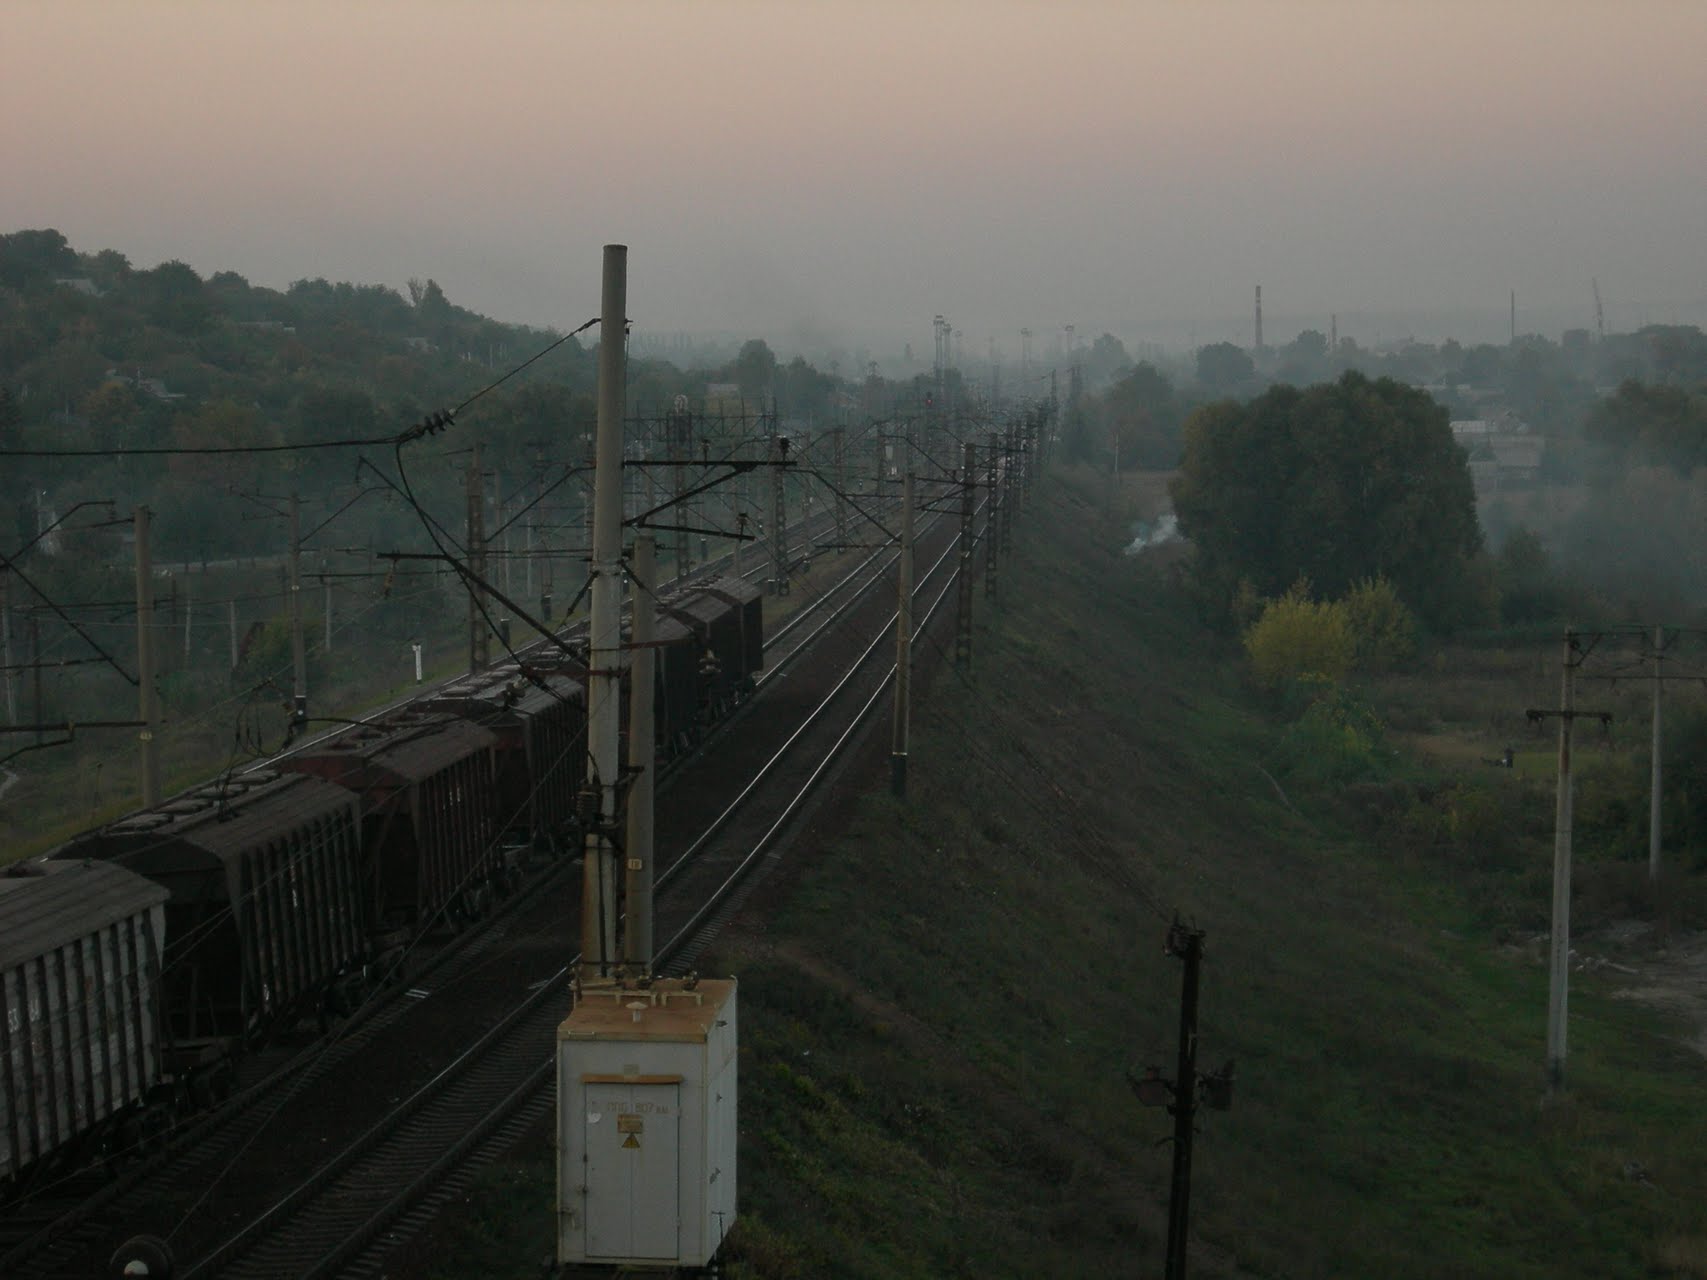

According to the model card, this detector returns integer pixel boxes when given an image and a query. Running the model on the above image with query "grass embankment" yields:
[423,465,1707,1278]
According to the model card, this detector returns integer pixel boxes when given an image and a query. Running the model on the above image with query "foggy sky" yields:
[5,0,1705,355]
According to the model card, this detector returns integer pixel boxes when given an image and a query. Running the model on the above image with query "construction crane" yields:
[1592,277,1605,341]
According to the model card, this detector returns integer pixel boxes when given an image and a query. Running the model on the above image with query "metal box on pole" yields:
[555,978,738,1268]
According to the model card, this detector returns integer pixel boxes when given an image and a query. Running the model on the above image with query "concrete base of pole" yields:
[891,753,907,798]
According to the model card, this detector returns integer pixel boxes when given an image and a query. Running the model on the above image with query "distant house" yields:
[102,369,185,402]
[1451,416,1544,492]
[54,277,100,297]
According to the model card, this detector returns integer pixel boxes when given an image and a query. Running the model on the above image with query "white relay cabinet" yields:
[556,978,737,1269]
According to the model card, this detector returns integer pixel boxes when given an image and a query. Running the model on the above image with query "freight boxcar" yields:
[279,711,500,937]
[423,667,586,857]
[660,576,764,725]
[0,859,167,1186]
[63,771,366,1052]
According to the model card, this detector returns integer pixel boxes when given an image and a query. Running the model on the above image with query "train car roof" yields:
[425,666,586,725]
[690,575,762,607]
[59,771,359,878]
[284,712,497,787]
[0,858,167,971]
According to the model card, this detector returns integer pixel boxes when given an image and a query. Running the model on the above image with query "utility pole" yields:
[289,493,307,727]
[954,440,976,672]
[1546,631,1575,1091]
[228,599,238,671]
[624,533,657,974]
[182,575,192,663]
[1525,631,1607,1091]
[1001,427,1017,558]
[771,431,789,596]
[580,243,627,982]
[467,445,489,670]
[1,568,14,724]
[1650,624,1663,880]
[984,434,1000,606]
[30,613,42,746]
[1165,923,1204,1280]
[833,426,848,551]
[324,577,333,652]
[1127,921,1234,1280]
[134,505,161,806]
[891,471,914,798]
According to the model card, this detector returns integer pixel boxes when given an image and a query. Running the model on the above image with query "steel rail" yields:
[190,492,976,1279]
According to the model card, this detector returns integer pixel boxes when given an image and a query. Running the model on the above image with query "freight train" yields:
[0,575,762,1192]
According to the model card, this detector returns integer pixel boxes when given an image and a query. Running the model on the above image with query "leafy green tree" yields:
[0,229,78,287]
[1098,361,1181,468]
[733,339,777,399]
[1084,333,1132,386]
[1194,341,1255,391]
[1171,371,1482,628]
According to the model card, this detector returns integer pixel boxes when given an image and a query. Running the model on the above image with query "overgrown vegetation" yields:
[415,466,1707,1278]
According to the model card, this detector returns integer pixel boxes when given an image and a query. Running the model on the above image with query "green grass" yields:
[421,464,1707,1278]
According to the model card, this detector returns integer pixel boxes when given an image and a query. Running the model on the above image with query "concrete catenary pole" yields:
[891,471,914,798]
[289,494,307,727]
[624,533,657,973]
[833,426,848,550]
[1,568,13,723]
[1546,630,1577,1090]
[1650,624,1664,880]
[984,433,1000,605]
[954,440,976,672]
[771,429,789,595]
[581,244,627,981]
[134,505,161,806]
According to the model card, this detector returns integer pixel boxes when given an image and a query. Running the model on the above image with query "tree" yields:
[1084,333,1132,386]
[1194,341,1255,391]
[1099,361,1181,468]
[1171,371,1482,629]
[733,339,777,399]
[1243,586,1354,686]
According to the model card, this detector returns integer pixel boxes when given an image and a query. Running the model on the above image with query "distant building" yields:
[1451,416,1544,492]
[54,277,100,297]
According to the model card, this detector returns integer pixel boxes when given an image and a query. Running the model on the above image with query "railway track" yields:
[0,487,978,1279]
[183,501,974,1280]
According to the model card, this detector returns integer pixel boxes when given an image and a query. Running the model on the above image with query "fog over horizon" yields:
[5,0,1705,358]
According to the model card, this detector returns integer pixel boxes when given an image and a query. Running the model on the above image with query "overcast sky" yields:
[5,0,1705,355]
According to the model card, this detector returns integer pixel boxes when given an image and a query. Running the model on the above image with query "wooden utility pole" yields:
[580,244,627,981]
[891,472,914,798]
[228,599,238,671]
[954,441,976,672]
[624,533,657,973]
[134,505,161,806]
[1164,923,1204,1280]
[289,493,307,727]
